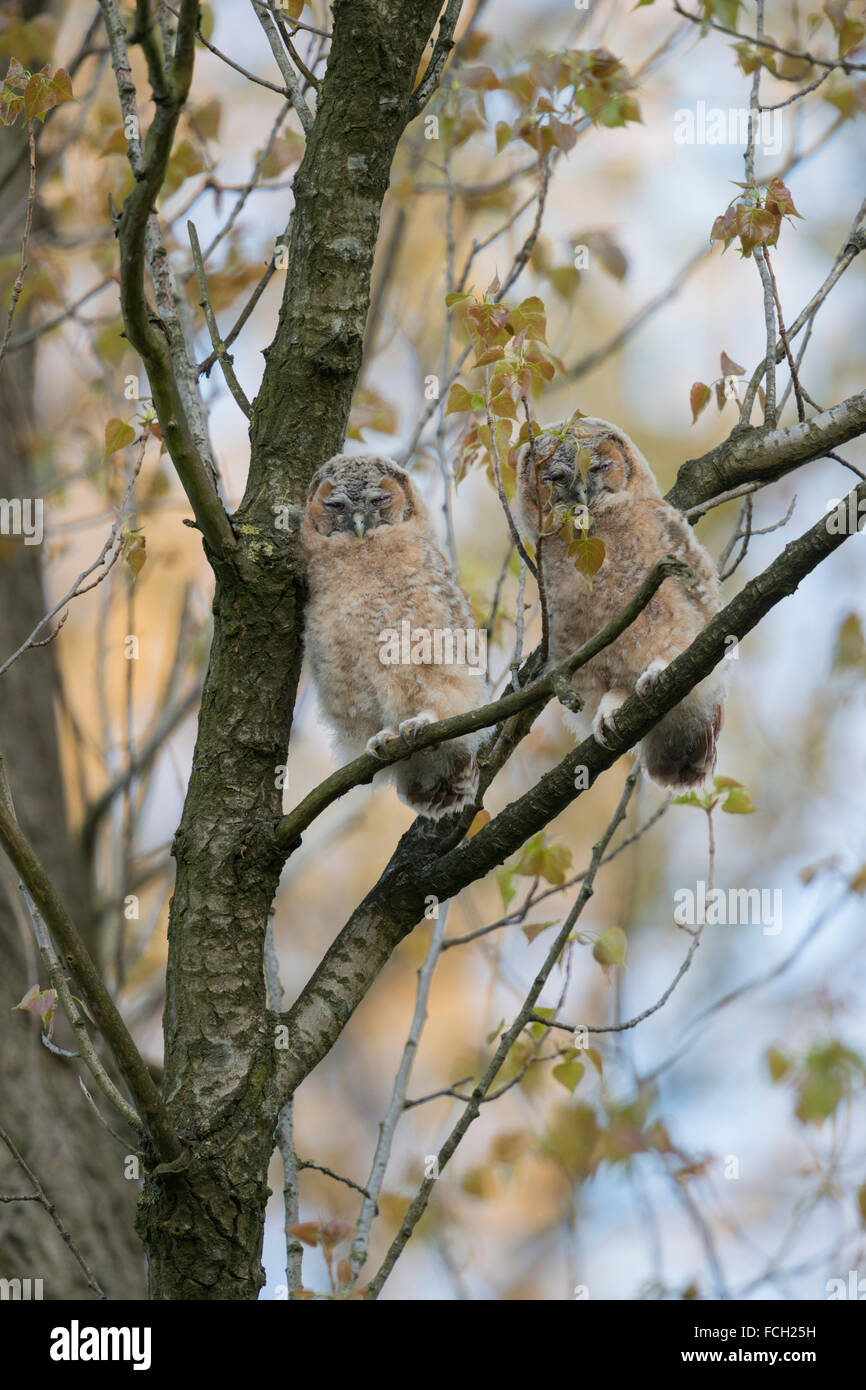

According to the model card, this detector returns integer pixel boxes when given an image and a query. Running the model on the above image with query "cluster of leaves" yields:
[530,228,627,301]
[711,177,803,259]
[689,349,747,424]
[537,439,607,579]
[443,281,609,577]
[820,0,866,59]
[440,45,640,157]
[733,3,865,75]
[493,829,573,913]
[444,277,557,485]
[0,56,73,126]
[766,1038,866,1126]
[673,773,757,814]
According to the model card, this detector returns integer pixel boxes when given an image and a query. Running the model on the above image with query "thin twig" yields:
[0,1125,107,1298]
[187,220,252,416]
[0,441,145,680]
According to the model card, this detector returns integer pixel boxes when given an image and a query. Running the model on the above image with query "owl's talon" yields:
[397,713,435,747]
[592,712,618,749]
[635,659,666,700]
[366,728,398,759]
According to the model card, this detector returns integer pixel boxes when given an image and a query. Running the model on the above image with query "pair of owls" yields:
[300,419,727,820]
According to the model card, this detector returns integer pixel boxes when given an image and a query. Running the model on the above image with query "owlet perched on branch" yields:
[300,454,489,820]
[516,417,728,789]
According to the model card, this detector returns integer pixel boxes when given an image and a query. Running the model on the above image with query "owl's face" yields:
[518,418,657,535]
[518,431,588,523]
[306,455,413,538]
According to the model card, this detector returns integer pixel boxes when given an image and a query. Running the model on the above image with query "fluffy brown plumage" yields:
[300,454,488,819]
[517,418,728,790]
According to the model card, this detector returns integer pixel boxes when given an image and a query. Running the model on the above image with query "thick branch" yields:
[667,388,866,513]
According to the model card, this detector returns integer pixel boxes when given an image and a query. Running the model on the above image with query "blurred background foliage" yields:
[2,0,865,1298]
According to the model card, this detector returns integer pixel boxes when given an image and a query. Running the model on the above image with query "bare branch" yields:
[0,1126,106,1299]
[250,0,315,133]
[366,767,639,1295]
[187,220,252,417]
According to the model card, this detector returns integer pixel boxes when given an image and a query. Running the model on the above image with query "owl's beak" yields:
[352,510,366,538]
[570,473,588,507]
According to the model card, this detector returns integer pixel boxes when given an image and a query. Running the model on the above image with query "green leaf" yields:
[766,1046,792,1083]
[569,533,605,579]
[494,865,516,911]
[445,383,474,416]
[103,417,135,458]
[199,4,216,42]
[832,613,866,672]
[592,926,627,970]
[721,786,755,814]
[123,531,146,580]
[48,68,75,106]
[507,295,547,343]
[512,832,572,886]
[485,1018,505,1045]
[553,1060,585,1094]
[521,919,557,944]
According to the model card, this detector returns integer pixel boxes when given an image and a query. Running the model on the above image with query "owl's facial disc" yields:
[316,479,404,536]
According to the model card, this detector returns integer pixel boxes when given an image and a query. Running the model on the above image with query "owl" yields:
[300,454,489,820]
[516,418,727,790]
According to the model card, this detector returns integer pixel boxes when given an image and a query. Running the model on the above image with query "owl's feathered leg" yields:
[395,739,480,821]
[641,688,725,790]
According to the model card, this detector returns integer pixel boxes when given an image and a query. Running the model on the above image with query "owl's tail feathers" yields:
[395,742,480,821]
[642,695,725,791]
